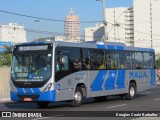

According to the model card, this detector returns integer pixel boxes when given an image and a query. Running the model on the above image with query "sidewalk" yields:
[0,93,10,103]
[157,80,160,84]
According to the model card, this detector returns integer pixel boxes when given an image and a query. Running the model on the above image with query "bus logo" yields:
[29,74,33,79]
[130,71,148,79]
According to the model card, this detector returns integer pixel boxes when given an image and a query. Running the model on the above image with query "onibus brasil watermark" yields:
[1,112,42,118]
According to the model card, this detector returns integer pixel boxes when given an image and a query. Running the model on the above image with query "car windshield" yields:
[11,52,52,82]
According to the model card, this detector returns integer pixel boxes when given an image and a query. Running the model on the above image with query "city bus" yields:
[10,41,156,107]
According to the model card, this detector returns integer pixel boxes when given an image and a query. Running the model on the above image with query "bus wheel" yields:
[36,102,50,108]
[94,96,107,102]
[125,83,136,100]
[70,87,83,107]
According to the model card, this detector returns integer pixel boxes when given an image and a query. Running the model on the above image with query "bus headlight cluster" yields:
[42,83,52,92]
[10,81,17,92]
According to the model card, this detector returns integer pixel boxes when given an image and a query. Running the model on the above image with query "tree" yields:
[0,45,13,66]
[156,57,160,69]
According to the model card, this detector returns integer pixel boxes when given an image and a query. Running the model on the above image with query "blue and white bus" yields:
[10,41,156,107]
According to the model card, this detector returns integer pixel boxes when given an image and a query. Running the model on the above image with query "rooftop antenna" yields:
[69,8,76,16]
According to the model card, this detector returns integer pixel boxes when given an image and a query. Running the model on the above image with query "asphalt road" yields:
[0,85,160,120]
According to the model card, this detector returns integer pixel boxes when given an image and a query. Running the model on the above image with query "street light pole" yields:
[96,0,108,41]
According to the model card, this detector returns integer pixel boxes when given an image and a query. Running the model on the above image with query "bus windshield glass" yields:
[11,52,52,84]
[11,44,53,88]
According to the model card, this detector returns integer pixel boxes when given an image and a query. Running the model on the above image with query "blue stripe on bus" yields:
[138,48,154,52]
[104,70,117,90]
[96,44,105,49]
[17,88,24,93]
[149,49,154,52]
[10,91,19,101]
[10,90,56,101]
[116,46,124,50]
[38,90,56,101]
[32,88,41,93]
[17,88,41,93]
[150,69,155,86]
[91,70,107,91]
[107,45,115,50]
[116,70,126,89]
[24,88,33,93]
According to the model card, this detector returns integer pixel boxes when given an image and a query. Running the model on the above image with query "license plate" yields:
[24,98,32,101]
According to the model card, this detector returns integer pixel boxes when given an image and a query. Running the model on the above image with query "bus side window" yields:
[57,56,69,71]
[73,58,81,70]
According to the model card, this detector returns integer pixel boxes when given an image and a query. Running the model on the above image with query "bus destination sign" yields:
[19,45,48,51]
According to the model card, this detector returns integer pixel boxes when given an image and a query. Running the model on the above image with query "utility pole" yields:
[96,0,108,41]
[150,0,153,48]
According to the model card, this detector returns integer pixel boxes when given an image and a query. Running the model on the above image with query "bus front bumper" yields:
[10,90,56,102]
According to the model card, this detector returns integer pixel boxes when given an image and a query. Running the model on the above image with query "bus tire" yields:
[70,87,83,107]
[36,102,50,108]
[125,83,136,100]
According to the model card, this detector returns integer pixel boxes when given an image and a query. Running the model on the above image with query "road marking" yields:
[32,117,51,120]
[154,98,160,101]
[107,104,127,109]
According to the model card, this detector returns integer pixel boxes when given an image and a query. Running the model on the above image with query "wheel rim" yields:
[130,86,135,97]
[74,91,82,103]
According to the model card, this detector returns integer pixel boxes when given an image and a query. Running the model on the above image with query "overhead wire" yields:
[0,9,160,47]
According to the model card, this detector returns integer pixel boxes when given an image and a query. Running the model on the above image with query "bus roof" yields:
[21,40,154,52]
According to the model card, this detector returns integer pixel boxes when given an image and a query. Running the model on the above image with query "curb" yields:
[157,81,160,84]
[0,98,10,103]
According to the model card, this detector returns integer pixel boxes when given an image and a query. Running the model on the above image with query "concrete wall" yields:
[0,67,10,94]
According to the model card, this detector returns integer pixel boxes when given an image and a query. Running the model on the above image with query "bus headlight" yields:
[10,81,17,92]
[43,83,52,92]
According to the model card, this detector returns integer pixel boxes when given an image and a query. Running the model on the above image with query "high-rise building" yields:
[0,23,27,43]
[106,7,134,46]
[64,8,80,42]
[134,0,160,53]
[84,7,134,46]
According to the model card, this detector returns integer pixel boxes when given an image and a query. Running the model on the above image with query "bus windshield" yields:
[11,52,52,86]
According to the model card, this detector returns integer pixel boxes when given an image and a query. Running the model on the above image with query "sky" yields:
[0,0,133,40]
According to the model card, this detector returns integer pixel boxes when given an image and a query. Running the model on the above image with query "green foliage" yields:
[5,53,12,66]
[156,57,160,69]
[0,45,13,67]
[0,53,12,67]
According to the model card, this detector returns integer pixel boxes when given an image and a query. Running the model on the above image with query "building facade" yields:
[84,24,104,41]
[64,8,80,42]
[134,0,160,53]
[0,23,27,43]
[106,7,134,46]
[54,36,64,41]
[84,7,134,46]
